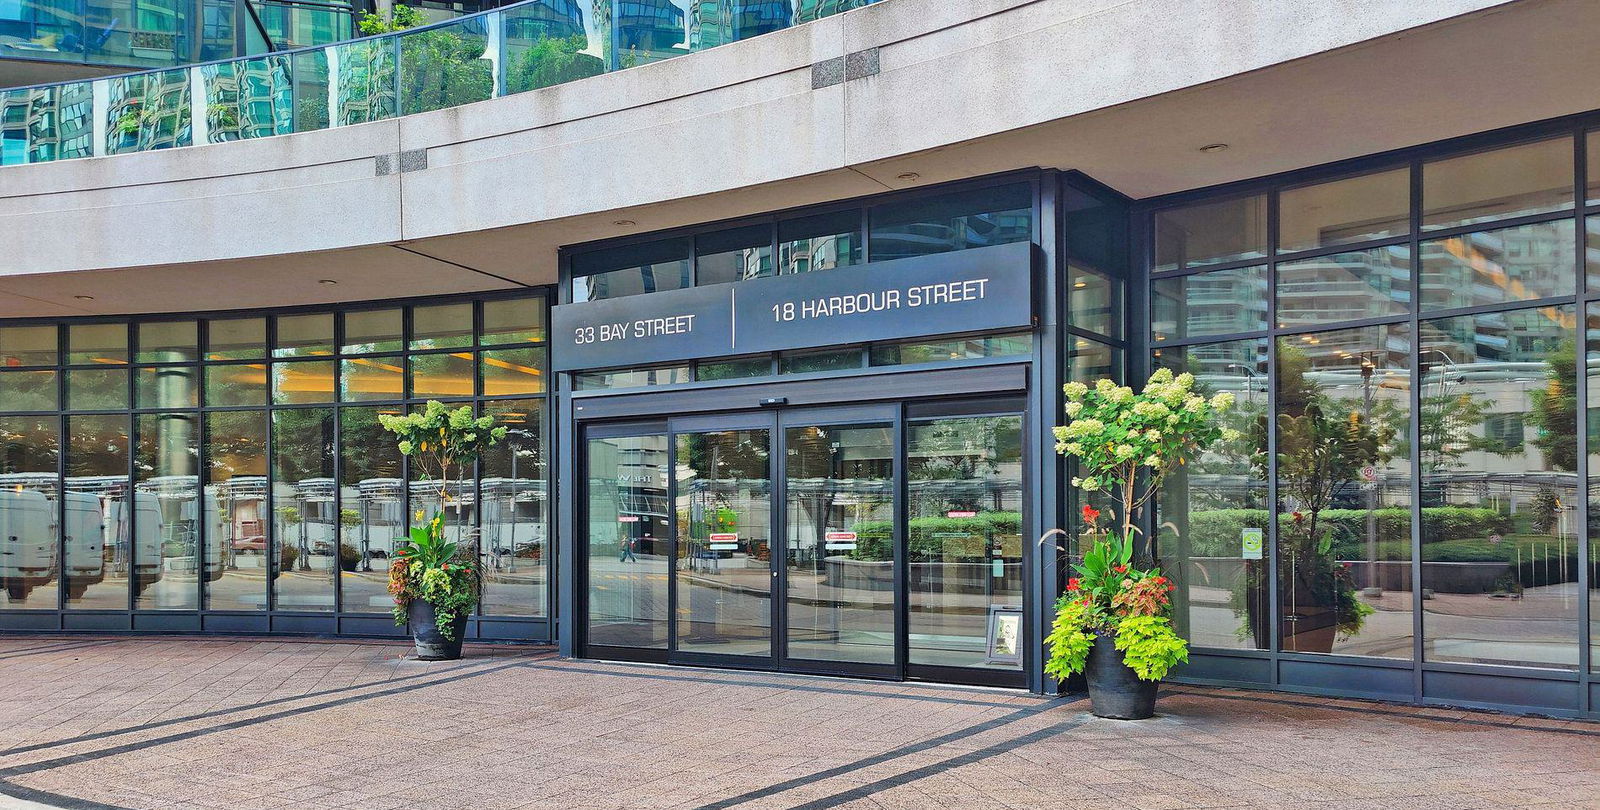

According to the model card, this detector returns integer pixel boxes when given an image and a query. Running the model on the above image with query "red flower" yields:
[1291,511,1305,524]
[1113,564,1128,574]
[1067,578,1080,591]
[1081,504,1101,524]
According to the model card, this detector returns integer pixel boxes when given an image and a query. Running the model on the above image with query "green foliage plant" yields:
[1046,368,1237,682]
[379,401,507,640]
[358,3,425,35]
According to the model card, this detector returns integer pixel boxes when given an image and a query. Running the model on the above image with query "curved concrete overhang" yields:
[2,0,1594,317]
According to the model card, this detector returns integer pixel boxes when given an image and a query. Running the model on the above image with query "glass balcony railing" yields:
[0,0,881,166]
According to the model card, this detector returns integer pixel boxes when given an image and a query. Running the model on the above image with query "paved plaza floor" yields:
[0,637,1597,809]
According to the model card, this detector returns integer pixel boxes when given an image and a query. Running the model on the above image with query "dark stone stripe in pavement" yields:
[1167,688,1600,738]
[0,658,534,780]
[0,777,133,810]
[0,651,558,758]
[783,715,1094,810]
[691,698,1087,810]
[526,661,1054,710]
[0,641,120,662]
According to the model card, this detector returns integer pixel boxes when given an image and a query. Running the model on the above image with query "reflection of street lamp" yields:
[1226,363,1260,408]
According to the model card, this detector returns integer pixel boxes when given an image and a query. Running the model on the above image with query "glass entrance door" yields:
[579,398,1027,686]
[780,408,900,677]
[672,421,775,663]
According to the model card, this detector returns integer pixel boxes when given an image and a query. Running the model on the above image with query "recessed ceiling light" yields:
[74,295,94,300]
[613,219,636,227]
[318,279,338,285]
[1199,143,1229,154]
[896,172,920,181]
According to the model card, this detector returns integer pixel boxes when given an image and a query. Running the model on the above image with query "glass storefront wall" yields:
[0,293,550,629]
[1153,132,1598,676]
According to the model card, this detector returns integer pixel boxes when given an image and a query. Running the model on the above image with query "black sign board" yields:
[551,240,1034,372]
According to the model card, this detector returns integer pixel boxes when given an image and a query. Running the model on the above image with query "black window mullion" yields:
[1407,156,1426,700]
[1264,185,1281,669]
[1573,128,1593,706]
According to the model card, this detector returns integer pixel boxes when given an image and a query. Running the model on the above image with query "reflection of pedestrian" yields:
[619,536,638,563]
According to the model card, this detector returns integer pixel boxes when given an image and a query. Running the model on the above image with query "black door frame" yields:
[570,366,1033,688]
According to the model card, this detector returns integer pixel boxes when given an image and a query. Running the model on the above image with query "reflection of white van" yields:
[139,475,226,582]
[108,491,163,588]
[63,490,106,599]
[479,477,547,565]
[0,487,55,601]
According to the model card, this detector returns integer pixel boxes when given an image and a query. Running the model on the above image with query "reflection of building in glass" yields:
[1,82,93,164]
[690,0,790,49]
[605,0,687,65]
[204,56,294,142]
[793,0,872,23]
[504,0,588,40]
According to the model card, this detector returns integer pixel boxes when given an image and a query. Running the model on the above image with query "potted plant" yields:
[379,401,506,660]
[1047,368,1237,719]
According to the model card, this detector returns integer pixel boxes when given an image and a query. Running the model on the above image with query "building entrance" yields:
[579,398,1027,687]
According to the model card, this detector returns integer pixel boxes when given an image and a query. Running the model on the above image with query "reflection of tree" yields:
[509,35,605,93]
[400,25,495,114]
[906,417,1018,512]
[1527,338,1577,473]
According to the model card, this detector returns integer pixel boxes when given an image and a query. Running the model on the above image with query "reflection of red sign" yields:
[618,516,640,523]
[709,533,738,542]
[946,510,977,518]
[825,531,856,541]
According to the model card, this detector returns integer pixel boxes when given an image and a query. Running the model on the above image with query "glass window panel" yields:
[869,332,1031,367]
[479,399,547,616]
[68,323,128,365]
[1151,265,1268,342]
[1589,304,1600,672]
[696,356,771,381]
[136,365,199,409]
[614,0,690,65]
[2,84,95,165]
[1421,306,1577,669]
[340,357,404,402]
[274,313,334,357]
[1588,130,1600,206]
[585,433,670,648]
[0,415,60,610]
[271,408,335,612]
[399,15,493,116]
[134,412,200,610]
[0,370,58,412]
[570,239,692,302]
[779,348,862,375]
[67,368,129,410]
[1422,138,1573,230]
[271,360,335,405]
[204,410,268,612]
[339,407,403,614]
[1278,168,1410,254]
[1276,246,1411,328]
[137,321,197,363]
[481,348,546,396]
[410,351,476,399]
[482,298,546,345]
[412,303,474,351]
[334,38,397,125]
[1067,264,1121,338]
[0,325,57,367]
[1154,339,1269,650]
[205,364,268,407]
[1066,338,1120,383]
[1584,217,1600,295]
[103,70,192,155]
[696,224,774,284]
[1276,323,1413,658]
[778,210,860,274]
[674,428,772,656]
[64,414,131,609]
[868,183,1032,263]
[207,317,266,361]
[906,414,1024,670]
[342,309,403,354]
[291,48,331,132]
[202,55,294,144]
[573,366,689,390]
[502,0,607,95]
[1153,194,1268,273]
[1419,220,1576,312]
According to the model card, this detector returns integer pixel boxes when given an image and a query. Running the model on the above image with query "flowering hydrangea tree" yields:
[1046,368,1238,684]
[1054,367,1240,554]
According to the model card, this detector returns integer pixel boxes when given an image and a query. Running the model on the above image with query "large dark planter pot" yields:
[1085,635,1158,720]
[409,599,468,661]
